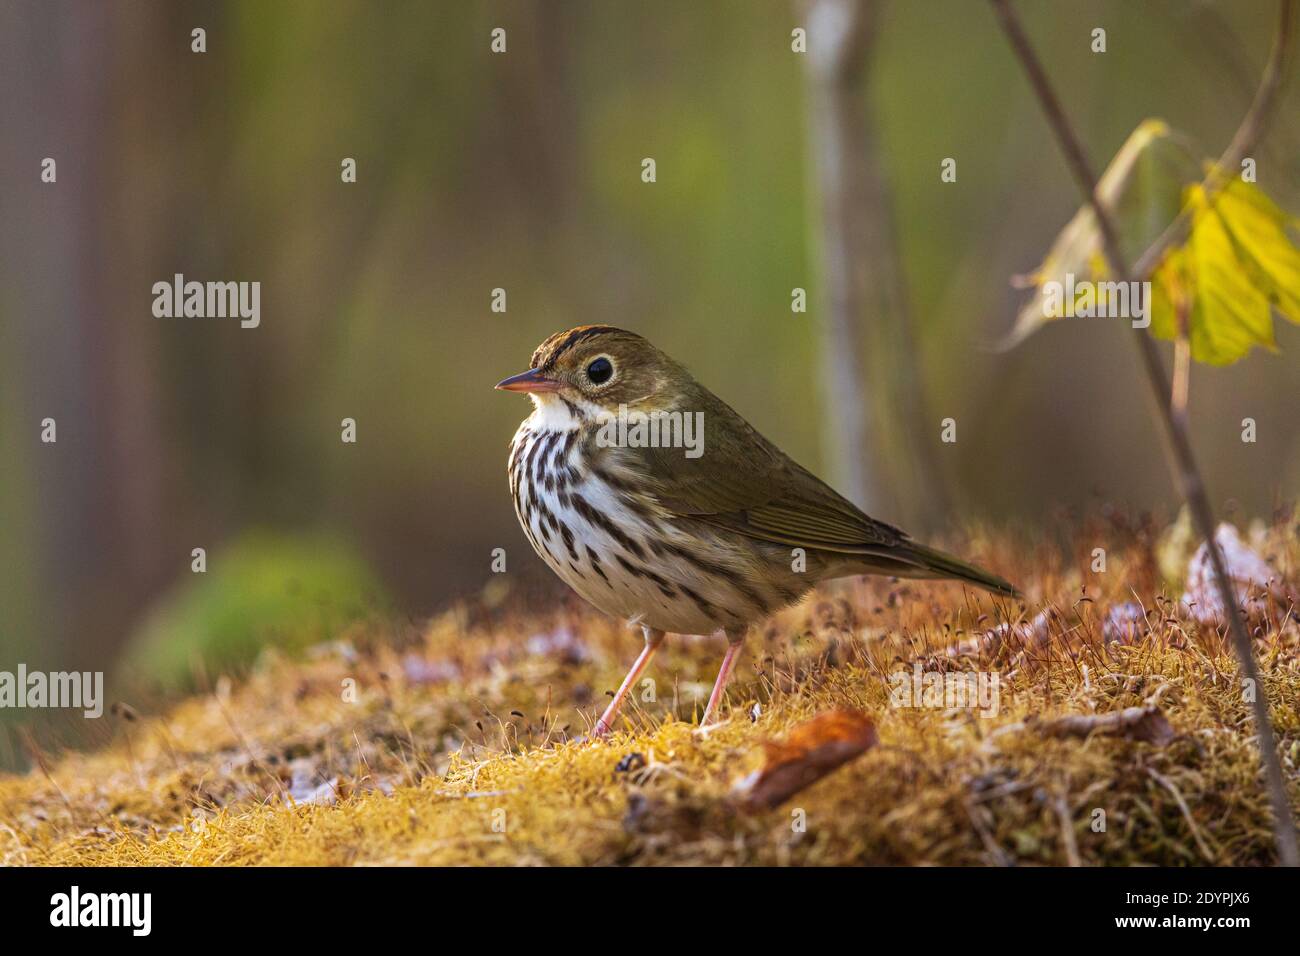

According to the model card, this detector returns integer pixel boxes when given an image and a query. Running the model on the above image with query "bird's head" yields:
[495,325,683,418]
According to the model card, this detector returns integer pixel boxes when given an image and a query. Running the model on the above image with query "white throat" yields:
[528,393,600,429]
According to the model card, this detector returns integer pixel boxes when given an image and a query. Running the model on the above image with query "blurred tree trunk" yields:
[0,5,169,668]
[801,0,948,528]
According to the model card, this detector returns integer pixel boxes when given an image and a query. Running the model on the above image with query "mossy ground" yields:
[2,516,1298,866]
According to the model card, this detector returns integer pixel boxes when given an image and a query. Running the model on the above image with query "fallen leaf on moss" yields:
[732,709,878,811]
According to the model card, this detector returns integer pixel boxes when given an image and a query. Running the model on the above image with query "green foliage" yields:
[1009,118,1300,365]
[119,532,386,691]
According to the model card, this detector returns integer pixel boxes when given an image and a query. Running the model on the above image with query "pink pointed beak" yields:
[494,368,563,393]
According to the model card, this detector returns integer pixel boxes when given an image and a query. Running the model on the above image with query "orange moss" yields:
[2,518,1297,865]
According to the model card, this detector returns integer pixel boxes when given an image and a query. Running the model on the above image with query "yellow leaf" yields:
[1147,183,1281,365]
[1004,119,1197,348]
[1213,179,1300,320]
[1008,122,1300,366]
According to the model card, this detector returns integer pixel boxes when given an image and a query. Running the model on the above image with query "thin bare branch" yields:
[988,0,1298,866]
[1131,0,1295,279]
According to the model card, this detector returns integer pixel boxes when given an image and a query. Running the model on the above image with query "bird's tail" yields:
[893,541,1022,598]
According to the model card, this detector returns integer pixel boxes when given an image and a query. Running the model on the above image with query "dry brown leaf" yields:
[732,709,878,811]
[1038,706,1175,746]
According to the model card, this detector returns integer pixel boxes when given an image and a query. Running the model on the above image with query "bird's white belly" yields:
[509,421,755,635]
[548,476,722,635]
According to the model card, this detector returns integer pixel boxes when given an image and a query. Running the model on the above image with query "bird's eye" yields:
[586,357,614,385]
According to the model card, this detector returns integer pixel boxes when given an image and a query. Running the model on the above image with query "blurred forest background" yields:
[1,1,1298,764]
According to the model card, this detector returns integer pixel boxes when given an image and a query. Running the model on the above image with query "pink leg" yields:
[700,631,746,727]
[593,627,665,737]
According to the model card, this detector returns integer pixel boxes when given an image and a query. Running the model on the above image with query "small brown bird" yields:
[497,326,1018,736]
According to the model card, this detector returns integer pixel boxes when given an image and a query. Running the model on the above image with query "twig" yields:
[431,789,516,800]
[964,797,1014,865]
[1171,296,1191,423]
[1038,705,1174,745]
[988,0,1298,866]
[1052,791,1083,867]
[1130,2,1294,280]
[1148,767,1218,862]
